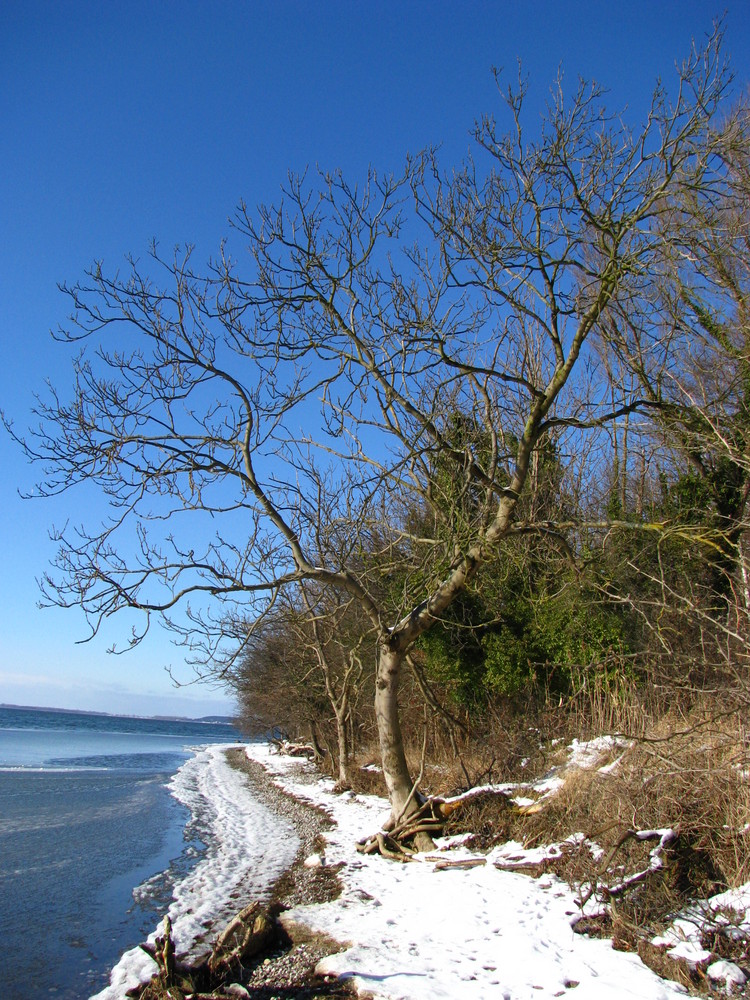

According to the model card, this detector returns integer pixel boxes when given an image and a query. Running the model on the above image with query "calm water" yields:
[0,706,239,999]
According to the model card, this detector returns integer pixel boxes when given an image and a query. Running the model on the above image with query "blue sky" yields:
[1,1,748,717]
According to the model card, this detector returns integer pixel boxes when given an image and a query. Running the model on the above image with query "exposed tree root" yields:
[131,902,277,999]
[356,781,525,860]
[356,796,450,859]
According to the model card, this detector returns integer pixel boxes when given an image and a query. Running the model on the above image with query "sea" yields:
[0,704,240,1000]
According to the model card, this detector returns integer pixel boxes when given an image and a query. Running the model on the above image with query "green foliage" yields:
[417,561,630,705]
[601,463,744,633]
[483,584,630,698]
[411,425,635,706]
[657,468,713,521]
[417,591,488,705]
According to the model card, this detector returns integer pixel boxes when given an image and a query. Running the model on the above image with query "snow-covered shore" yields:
[92,743,301,999]
[249,744,689,1000]
[96,740,701,1000]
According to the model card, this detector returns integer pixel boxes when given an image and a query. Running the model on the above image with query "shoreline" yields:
[102,745,357,1000]
[101,740,706,1000]
[222,747,341,908]
[219,747,355,997]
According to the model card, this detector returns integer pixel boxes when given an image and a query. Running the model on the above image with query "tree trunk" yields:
[335,707,351,788]
[308,720,324,761]
[375,642,433,850]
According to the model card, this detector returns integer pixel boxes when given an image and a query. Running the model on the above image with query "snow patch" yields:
[567,735,628,770]
[707,959,747,986]
[248,743,689,1000]
[665,941,711,967]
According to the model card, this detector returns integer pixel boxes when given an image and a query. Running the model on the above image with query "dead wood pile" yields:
[130,902,276,998]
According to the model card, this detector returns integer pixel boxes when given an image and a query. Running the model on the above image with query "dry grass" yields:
[276,677,750,993]
[349,681,750,923]
[519,713,750,882]
[441,790,521,850]
[350,756,387,796]
[392,682,750,993]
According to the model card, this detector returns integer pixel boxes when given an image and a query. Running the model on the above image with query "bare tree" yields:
[229,586,369,782]
[7,32,732,846]
[295,583,367,788]
[602,90,750,648]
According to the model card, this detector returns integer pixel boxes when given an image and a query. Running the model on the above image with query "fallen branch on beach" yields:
[132,902,276,999]
[208,901,274,978]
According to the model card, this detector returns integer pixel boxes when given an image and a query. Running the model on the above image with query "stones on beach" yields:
[128,750,351,1000]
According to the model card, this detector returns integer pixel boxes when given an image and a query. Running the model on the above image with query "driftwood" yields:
[208,901,274,977]
[430,856,487,871]
[275,740,317,759]
[134,902,276,997]
[139,915,176,984]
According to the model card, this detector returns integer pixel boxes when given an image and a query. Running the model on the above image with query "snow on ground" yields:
[249,743,688,1000]
[92,744,299,1000]
[652,881,750,982]
[93,736,734,999]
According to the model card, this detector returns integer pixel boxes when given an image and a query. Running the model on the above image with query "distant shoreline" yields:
[0,702,235,724]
